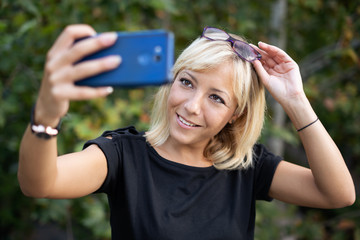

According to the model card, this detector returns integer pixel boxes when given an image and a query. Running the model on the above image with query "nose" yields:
[184,93,202,115]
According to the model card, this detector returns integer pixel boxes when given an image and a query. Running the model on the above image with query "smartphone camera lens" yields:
[154,55,161,62]
[154,46,162,62]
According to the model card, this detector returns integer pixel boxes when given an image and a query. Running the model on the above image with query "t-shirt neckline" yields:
[146,141,216,172]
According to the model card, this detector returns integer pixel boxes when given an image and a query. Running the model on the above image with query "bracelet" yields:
[30,105,61,139]
[297,117,319,132]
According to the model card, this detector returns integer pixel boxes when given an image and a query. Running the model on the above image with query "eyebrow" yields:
[183,71,232,106]
[184,71,198,84]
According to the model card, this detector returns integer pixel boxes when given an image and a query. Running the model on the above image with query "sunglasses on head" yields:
[201,26,261,62]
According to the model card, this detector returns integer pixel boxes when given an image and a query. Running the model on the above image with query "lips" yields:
[176,114,200,128]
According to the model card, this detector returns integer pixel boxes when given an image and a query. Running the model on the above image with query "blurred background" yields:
[0,0,359,239]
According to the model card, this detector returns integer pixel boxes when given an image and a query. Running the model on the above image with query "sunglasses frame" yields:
[201,26,261,62]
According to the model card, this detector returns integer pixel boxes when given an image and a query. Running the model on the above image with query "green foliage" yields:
[255,201,323,239]
[1,0,359,239]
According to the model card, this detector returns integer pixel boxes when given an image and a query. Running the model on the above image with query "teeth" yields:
[179,115,196,127]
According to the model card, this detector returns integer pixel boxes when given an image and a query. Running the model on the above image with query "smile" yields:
[177,114,200,128]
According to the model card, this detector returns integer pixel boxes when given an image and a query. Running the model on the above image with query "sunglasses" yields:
[201,26,261,62]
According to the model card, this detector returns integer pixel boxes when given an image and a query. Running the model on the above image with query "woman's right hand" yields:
[35,24,121,127]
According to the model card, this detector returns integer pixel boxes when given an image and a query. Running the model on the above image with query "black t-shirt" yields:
[84,126,282,240]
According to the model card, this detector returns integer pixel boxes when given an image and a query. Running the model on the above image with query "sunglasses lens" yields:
[234,41,259,61]
[202,26,261,62]
[204,27,229,41]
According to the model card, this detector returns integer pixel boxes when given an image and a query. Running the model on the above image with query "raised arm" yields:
[252,42,355,208]
[18,24,120,199]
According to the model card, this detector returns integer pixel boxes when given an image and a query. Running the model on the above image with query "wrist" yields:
[34,100,62,127]
[31,104,61,139]
[282,94,318,130]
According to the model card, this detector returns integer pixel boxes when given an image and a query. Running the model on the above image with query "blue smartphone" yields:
[75,29,174,88]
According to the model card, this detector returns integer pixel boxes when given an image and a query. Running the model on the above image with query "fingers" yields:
[251,43,277,69]
[256,42,295,65]
[48,55,121,85]
[52,84,114,101]
[48,24,97,59]
[47,32,118,73]
[252,59,269,84]
[37,24,122,116]
[57,32,118,68]
[43,24,121,97]
[46,55,121,103]
[35,24,120,125]
[251,42,300,78]
[74,55,122,81]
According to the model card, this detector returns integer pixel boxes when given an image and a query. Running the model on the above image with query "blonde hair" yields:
[145,33,265,170]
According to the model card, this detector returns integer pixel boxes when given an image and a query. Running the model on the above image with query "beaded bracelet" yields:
[297,117,319,132]
[30,105,61,139]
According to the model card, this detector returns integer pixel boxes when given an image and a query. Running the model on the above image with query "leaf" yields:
[16,19,38,37]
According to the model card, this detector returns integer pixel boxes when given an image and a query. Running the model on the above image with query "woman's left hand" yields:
[252,42,356,209]
[251,42,304,107]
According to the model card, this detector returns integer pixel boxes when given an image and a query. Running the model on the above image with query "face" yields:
[166,62,238,148]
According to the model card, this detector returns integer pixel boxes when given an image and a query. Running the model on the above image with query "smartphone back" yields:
[76,30,174,87]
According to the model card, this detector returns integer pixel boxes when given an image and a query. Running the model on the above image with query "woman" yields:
[18,24,355,239]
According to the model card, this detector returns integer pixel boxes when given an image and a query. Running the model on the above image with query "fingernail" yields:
[105,55,121,68]
[106,87,114,94]
[99,32,117,46]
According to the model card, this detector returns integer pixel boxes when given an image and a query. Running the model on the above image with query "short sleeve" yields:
[83,135,120,194]
[253,144,282,201]
[82,126,140,195]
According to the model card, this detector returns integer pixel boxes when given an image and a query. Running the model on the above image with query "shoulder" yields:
[251,143,282,179]
[253,143,282,163]
[251,144,283,201]
[101,126,144,139]
[83,126,146,159]
[86,126,149,195]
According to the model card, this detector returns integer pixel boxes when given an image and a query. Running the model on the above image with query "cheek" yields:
[167,86,183,110]
[204,106,233,128]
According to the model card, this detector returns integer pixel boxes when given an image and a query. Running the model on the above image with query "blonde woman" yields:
[18,25,355,239]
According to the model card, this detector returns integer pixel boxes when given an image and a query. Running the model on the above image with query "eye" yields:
[180,78,193,88]
[210,94,225,104]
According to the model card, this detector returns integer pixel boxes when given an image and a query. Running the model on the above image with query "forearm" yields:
[18,125,59,198]
[18,25,118,199]
[283,94,355,206]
